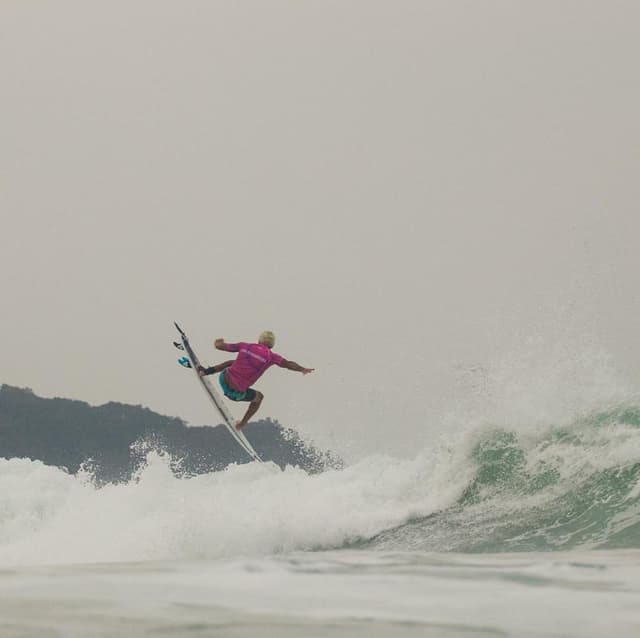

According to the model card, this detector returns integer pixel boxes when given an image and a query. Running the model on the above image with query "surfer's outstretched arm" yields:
[280,360,314,375]
[197,360,233,376]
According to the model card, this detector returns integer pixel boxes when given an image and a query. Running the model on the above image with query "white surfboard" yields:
[174,322,263,462]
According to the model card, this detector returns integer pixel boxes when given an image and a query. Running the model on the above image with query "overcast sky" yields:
[2,1,639,458]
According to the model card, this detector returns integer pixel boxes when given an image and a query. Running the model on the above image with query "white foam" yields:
[0,446,473,567]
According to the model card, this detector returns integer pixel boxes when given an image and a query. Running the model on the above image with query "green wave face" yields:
[369,405,640,553]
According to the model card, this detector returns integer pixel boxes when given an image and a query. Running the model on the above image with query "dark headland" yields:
[0,385,341,484]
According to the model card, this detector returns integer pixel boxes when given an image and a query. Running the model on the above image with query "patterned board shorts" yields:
[219,371,257,402]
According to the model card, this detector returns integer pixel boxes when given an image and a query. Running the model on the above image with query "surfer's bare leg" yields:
[236,391,263,430]
[197,361,233,376]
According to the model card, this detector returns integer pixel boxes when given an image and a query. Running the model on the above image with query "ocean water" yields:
[1,404,640,637]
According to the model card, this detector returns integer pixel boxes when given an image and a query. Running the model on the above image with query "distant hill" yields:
[0,385,341,483]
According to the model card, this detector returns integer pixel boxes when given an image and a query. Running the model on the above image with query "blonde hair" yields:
[258,330,275,348]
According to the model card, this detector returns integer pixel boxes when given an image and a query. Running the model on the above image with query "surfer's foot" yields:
[235,420,246,431]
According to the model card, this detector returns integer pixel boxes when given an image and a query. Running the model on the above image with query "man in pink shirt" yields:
[197,331,314,430]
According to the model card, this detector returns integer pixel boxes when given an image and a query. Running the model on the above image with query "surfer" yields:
[197,331,314,430]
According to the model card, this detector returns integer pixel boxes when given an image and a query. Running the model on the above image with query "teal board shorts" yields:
[219,371,257,402]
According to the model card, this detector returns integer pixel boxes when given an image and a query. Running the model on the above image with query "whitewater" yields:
[2,399,640,636]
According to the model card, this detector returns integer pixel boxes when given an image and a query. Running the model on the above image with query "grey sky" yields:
[2,1,639,458]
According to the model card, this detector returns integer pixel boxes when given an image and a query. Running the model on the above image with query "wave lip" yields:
[369,405,640,553]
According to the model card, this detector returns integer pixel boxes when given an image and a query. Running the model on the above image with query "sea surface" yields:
[1,404,640,637]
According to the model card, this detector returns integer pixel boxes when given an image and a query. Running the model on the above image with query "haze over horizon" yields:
[3,1,639,458]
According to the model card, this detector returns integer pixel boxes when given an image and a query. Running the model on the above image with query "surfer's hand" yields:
[196,365,206,376]
[214,338,225,349]
[302,368,314,375]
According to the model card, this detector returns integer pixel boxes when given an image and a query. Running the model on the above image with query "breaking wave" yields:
[1,402,640,566]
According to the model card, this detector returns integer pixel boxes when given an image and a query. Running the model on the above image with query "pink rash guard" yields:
[221,342,285,391]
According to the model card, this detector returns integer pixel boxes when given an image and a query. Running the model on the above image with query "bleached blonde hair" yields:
[258,331,275,348]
